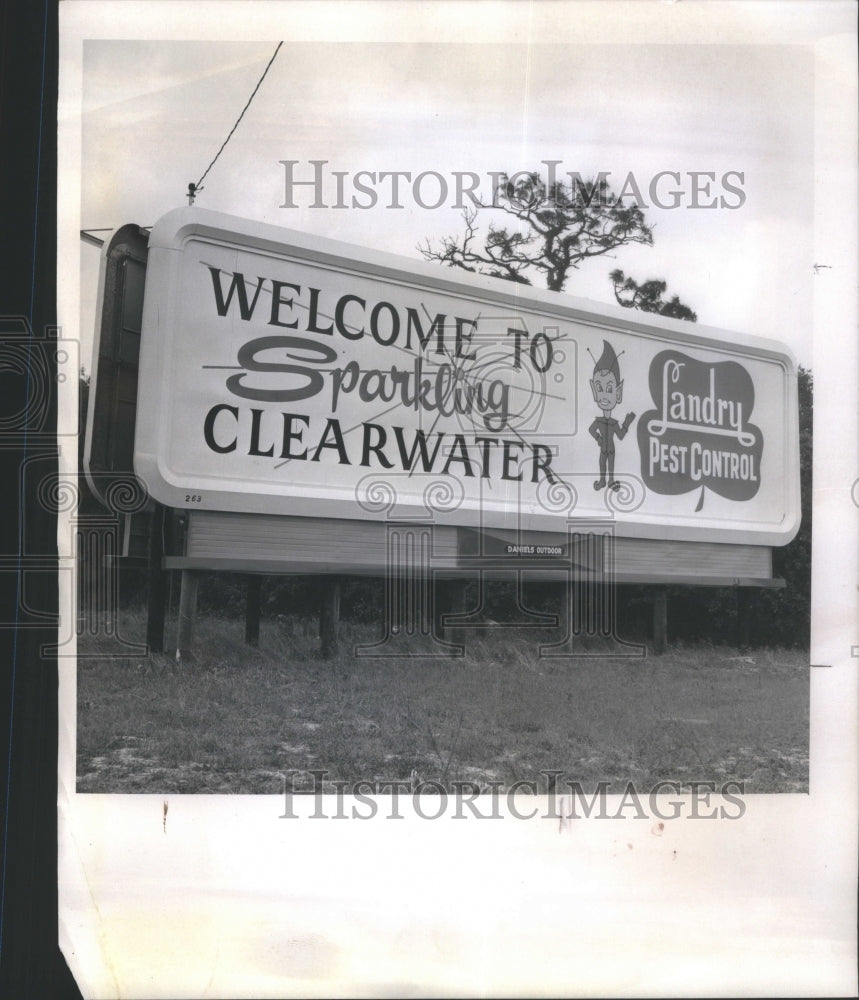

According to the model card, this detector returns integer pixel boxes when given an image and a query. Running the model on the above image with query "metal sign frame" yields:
[133,208,800,548]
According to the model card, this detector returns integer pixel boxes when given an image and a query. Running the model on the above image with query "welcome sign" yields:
[133,208,800,545]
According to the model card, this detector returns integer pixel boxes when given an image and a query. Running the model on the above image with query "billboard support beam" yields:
[176,570,199,660]
[146,503,167,653]
[245,576,262,647]
[735,587,753,648]
[320,577,341,659]
[436,579,469,636]
[652,586,668,655]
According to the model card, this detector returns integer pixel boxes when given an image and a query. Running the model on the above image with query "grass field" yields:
[77,609,809,794]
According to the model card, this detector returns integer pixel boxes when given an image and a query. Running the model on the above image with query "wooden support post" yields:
[245,575,262,647]
[320,577,341,659]
[146,503,167,653]
[450,579,468,616]
[176,570,199,660]
[735,587,752,649]
[436,578,468,634]
[652,586,668,655]
[433,581,449,636]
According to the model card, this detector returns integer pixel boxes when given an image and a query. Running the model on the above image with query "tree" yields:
[419,171,654,293]
[752,365,812,646]
[419,170,697,323]
[667,366,812,648]
[609,269,697,322]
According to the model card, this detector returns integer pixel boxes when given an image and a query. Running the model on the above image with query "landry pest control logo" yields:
[637,350,763,511]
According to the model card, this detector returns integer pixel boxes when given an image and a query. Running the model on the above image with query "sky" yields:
[74,32,817,369]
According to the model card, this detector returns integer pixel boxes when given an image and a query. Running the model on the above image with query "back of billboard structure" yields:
[133,207,800,547]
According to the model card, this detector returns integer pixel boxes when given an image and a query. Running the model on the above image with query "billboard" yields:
[133,208,800,545]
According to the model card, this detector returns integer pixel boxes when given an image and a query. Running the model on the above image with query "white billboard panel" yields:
[134,208,800,545]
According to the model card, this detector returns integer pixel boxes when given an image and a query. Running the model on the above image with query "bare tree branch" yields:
[419,170,656,293]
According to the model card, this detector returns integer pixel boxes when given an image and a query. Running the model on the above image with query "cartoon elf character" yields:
[588,340,635,491]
